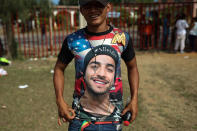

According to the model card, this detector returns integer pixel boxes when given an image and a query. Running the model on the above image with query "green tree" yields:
[0,0,52,59]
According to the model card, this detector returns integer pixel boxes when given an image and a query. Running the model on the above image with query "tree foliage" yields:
[0,0,52,59]
[0,0,52,24]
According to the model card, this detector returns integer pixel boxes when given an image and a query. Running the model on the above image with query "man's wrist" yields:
[130,89,138,99]
[56,97,65,106]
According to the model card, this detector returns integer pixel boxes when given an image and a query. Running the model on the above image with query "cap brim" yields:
[79,0,109,7]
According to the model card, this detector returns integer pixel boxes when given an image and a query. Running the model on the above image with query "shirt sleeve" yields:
[58,37,74,64]
[185,21,189,28]
[121,36,135,62]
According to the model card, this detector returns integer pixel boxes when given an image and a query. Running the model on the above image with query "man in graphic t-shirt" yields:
[53,0,139,130]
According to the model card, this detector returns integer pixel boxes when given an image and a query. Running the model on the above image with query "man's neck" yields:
[90,93,109,104]
[87,23,109,33]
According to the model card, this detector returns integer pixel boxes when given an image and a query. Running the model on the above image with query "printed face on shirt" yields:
[84,55,115,96]
[80,1,111,26]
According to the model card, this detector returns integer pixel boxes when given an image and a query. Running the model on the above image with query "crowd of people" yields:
[172,13,197,53]
[138,12,197,53]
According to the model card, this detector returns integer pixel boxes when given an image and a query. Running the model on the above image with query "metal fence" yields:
[0,2,196,58]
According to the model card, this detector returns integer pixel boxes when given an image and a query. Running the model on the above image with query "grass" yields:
[0,51,197,131]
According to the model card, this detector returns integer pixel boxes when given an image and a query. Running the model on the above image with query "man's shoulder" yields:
[112,27,124,34]
[67,29,85,40]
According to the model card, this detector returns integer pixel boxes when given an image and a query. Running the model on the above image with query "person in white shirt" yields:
[174,13,189,53]
[188,17,197,52]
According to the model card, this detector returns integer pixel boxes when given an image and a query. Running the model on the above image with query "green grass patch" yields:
[1,52,197,131]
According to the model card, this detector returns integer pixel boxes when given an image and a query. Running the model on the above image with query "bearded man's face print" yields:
[84,54,115,96]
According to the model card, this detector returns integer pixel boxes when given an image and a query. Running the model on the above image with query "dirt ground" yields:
[0,51,197,131]
[124,51,197,131]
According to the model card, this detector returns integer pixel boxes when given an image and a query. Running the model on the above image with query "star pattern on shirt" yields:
[69,34,90,53]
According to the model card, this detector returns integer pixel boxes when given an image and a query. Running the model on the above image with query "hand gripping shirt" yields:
[58,25,135,122]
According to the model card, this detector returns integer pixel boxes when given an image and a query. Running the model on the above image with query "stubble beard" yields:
[84,78,112,99]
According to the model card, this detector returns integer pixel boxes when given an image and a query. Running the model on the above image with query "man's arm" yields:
[122,57,139,123]
[53,60,75,125]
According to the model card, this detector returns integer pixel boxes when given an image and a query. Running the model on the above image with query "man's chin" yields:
[87,87,109,97]
[90,90,107,96]
[88,21,102,27]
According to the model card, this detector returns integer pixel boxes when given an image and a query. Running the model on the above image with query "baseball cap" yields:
[79,0,109,7]
[83,45,118,73]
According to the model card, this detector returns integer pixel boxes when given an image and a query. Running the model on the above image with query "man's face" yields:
[84,55,115,96]
[80,1,111,26]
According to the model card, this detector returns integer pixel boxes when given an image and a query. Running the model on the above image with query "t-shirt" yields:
[189,22,197,36]
[58,25,135,122]
[163,17,170,35]
[176,19,189,35]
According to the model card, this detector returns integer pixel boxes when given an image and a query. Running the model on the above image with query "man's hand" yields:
[121,98,138,123]
[57,100,76,126]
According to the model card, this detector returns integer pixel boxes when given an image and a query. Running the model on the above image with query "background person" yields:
[0,38,4,57]
[152,11,161,48]
[144,18,153,49]
[188,17,197,52]
[162,13,171,50]
[174,13,189,53]
[138,14,146,50]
